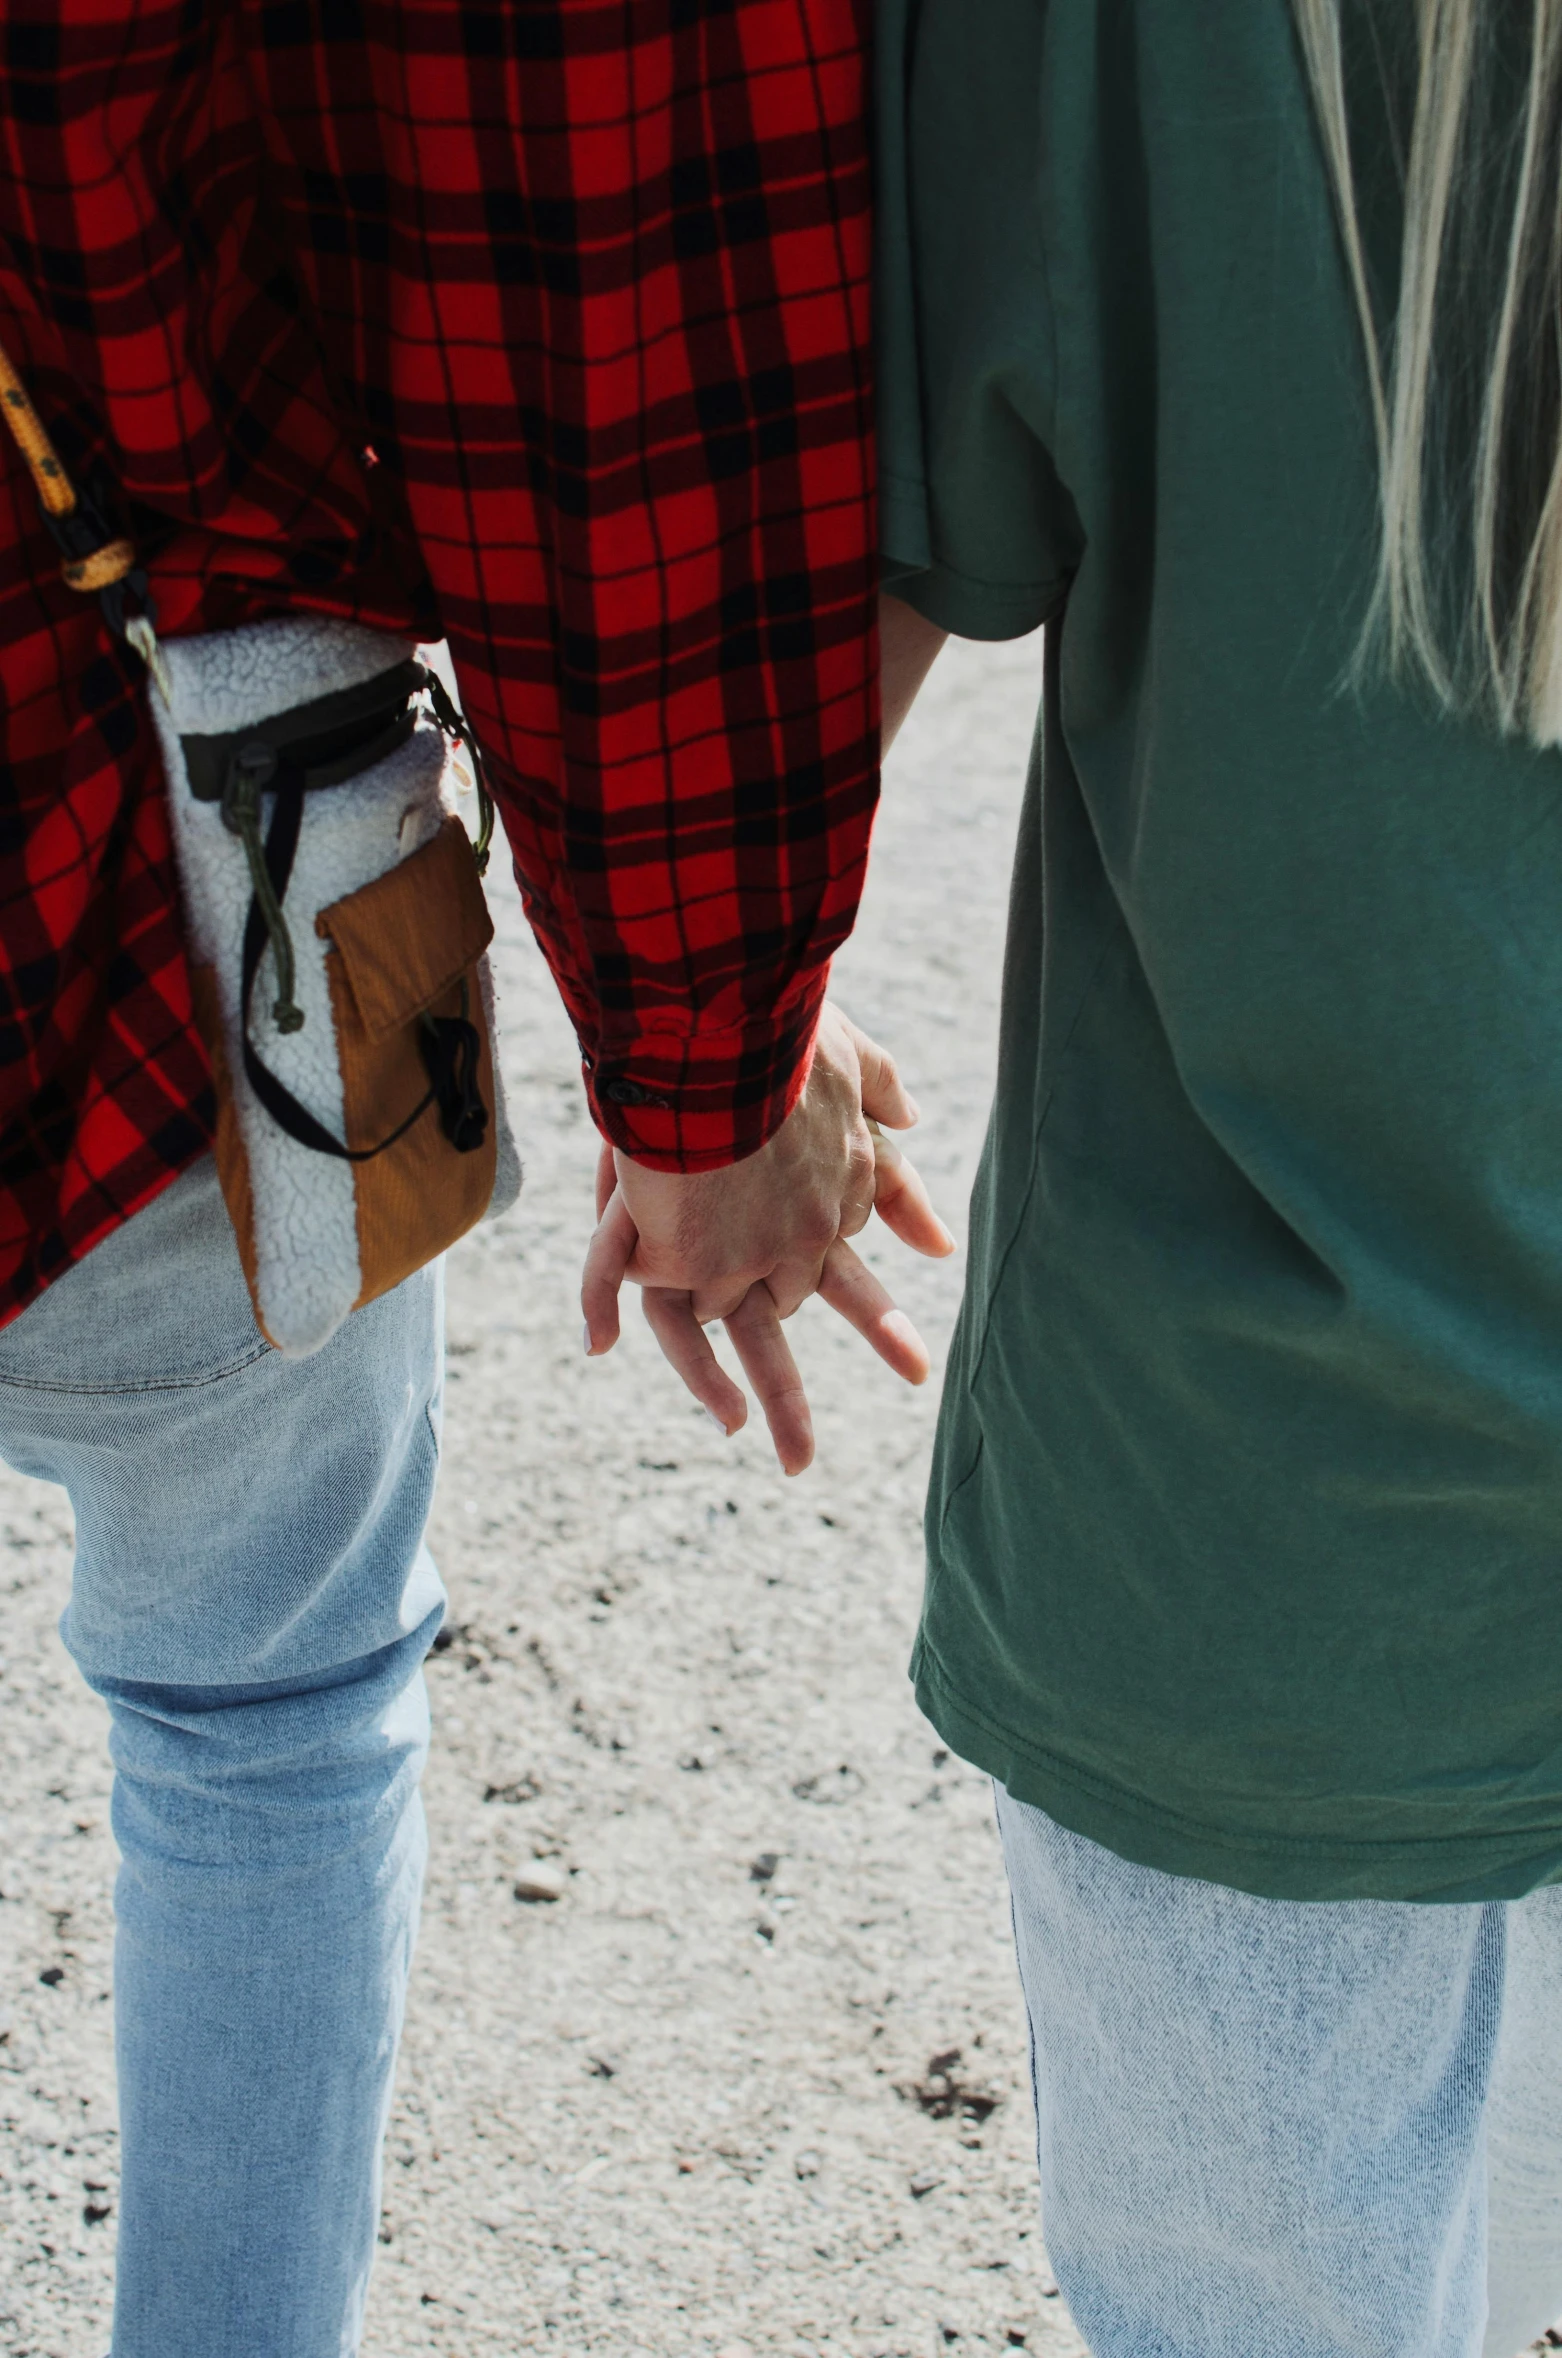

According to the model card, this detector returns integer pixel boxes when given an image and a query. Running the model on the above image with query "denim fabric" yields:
[0,1157,445,2358]
[997,1790,1562,2358]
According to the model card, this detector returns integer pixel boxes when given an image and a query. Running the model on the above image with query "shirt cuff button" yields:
[601,1076,670,1110]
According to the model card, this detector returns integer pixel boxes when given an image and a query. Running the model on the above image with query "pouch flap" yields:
[317,816,494,1043]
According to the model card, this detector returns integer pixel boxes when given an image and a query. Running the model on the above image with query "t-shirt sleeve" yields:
[876,0,1080,640]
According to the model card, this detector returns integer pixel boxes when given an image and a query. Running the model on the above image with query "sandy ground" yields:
[0,635,1092,2358]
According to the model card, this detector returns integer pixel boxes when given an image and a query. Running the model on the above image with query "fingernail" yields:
[882,1309,922,1353]
[939,1223,957,1253]
[704,1407,729,1436]
[583,1321,594,1358]
[905,1095,921,1124]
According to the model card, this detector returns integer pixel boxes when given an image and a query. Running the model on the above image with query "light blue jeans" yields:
[0,1156,445,2358]
[998,1790,1562,2358]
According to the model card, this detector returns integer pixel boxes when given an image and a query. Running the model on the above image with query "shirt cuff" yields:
[584,980,826,1171]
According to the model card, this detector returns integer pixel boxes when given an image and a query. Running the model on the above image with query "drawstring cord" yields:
[221,742,307,1032]
[0,334,172,703]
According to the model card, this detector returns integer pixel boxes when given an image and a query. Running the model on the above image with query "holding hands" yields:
[581,1003,955,1474]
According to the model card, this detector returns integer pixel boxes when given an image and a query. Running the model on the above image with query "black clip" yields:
[221,739,280,834]
[99,562,155,645]
[420,1010,488,1153]
[418,665,495,876]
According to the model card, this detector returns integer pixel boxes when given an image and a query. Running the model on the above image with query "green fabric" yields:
[879,0,1562,1902]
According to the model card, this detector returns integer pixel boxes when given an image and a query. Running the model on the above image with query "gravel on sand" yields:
[0,637,1090,2358]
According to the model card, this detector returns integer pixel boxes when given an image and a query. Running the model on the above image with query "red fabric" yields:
[0,0,877,1325]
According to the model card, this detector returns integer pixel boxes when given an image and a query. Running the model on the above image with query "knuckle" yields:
[798,1201,839,1254]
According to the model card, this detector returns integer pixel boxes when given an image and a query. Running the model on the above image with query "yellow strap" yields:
[0,331,169,704]
[63,538,136,592]
[0,336,78,521]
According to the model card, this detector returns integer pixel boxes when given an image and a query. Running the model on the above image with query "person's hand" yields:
[580,1003,955,1473]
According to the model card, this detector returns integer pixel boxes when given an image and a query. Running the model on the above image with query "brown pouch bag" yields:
[316,814,499,1301]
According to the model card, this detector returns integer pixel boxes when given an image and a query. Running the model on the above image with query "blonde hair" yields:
[1293,0,1562,741]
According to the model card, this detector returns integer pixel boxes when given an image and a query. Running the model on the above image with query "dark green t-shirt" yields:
[880,0,1562,1902]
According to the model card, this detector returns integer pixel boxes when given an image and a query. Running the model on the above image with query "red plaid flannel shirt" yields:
[0,0,877,1327]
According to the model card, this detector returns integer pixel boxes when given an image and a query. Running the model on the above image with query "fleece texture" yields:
[151,616,520,1357]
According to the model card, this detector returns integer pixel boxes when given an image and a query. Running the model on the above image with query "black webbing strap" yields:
[182,659,426,804]
[239,765,488,1162]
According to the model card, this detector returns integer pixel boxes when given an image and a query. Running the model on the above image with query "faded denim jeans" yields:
[998,1789,1562,2358]
[0,1156,445,2358]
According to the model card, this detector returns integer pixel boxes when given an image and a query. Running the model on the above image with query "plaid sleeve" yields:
[248,0,879,1171]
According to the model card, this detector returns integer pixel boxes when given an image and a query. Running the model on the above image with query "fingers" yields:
[641,1289,750,1437]
[869,1127,956,1258]
[581,1187,638,1356]
[723,1285,815,1476]
[837,1009,919,1131]
[816,1237,931,1385]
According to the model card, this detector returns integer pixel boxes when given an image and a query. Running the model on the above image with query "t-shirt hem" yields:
[911,1638,1562,1906]
[878,472,1064,641]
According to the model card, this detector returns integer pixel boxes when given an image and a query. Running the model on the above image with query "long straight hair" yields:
[1293,0,1562,741]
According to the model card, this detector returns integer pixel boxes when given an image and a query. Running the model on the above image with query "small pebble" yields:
[513,1862,568,1903]
[794,2149,822,2178]
[908,2167,943,2199]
